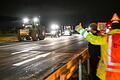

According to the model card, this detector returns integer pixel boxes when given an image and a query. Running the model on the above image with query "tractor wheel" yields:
[31,30,38,41]
[38,30,45,40]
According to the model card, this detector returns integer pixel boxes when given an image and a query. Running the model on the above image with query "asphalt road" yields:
[0,34,87,80]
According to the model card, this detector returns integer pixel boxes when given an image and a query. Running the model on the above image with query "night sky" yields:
[0,0,120,26]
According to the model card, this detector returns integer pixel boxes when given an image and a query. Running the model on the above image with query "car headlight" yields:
[64,30,70,35]
[51,24,59,30]
[51,31,56,34]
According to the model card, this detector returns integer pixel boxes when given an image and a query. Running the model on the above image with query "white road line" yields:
[11,46,39,55]
[9,35,83,55]
[11,38,74,55]
[13,52,51,66]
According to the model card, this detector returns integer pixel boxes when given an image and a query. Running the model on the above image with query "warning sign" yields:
[97,22,106,31]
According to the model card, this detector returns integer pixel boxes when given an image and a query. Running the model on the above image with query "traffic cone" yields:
[111,13,120,23]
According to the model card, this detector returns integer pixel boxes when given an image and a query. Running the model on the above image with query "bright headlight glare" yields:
[51,24,59,30]
[33,17,39,22]
[23,18,29,23]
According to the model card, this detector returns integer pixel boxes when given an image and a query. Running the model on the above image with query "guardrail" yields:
[44,48,89,80]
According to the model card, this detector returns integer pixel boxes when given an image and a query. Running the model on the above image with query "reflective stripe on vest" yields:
[79,29,89,38]
[107,34,120,72]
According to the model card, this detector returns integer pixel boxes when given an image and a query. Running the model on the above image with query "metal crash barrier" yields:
[45,48,90,80]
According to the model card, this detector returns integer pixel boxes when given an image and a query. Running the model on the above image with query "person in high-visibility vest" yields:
[87,23,101,80]
[75,22,120,80]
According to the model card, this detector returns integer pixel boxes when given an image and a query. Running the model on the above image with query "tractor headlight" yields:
[33,17,39,22]
[23,18,29,23]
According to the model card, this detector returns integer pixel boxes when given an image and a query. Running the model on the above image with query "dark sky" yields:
[0,0,120,26]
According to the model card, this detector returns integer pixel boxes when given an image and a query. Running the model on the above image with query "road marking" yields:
[0,42,37,48]
[11,37,82,55]
[11,46,39,55]
[13,52,51,66]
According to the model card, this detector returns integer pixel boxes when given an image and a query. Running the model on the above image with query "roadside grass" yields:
[0,34,18,42]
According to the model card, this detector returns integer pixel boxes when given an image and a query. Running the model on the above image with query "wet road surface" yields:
[0,34,87,80]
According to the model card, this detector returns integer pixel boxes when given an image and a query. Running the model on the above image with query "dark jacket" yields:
[88,30,101,62]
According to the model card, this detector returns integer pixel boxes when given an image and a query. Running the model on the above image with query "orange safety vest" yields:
[106,34,120,80]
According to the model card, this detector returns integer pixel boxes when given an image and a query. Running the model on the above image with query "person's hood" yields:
[109,29,120,35]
